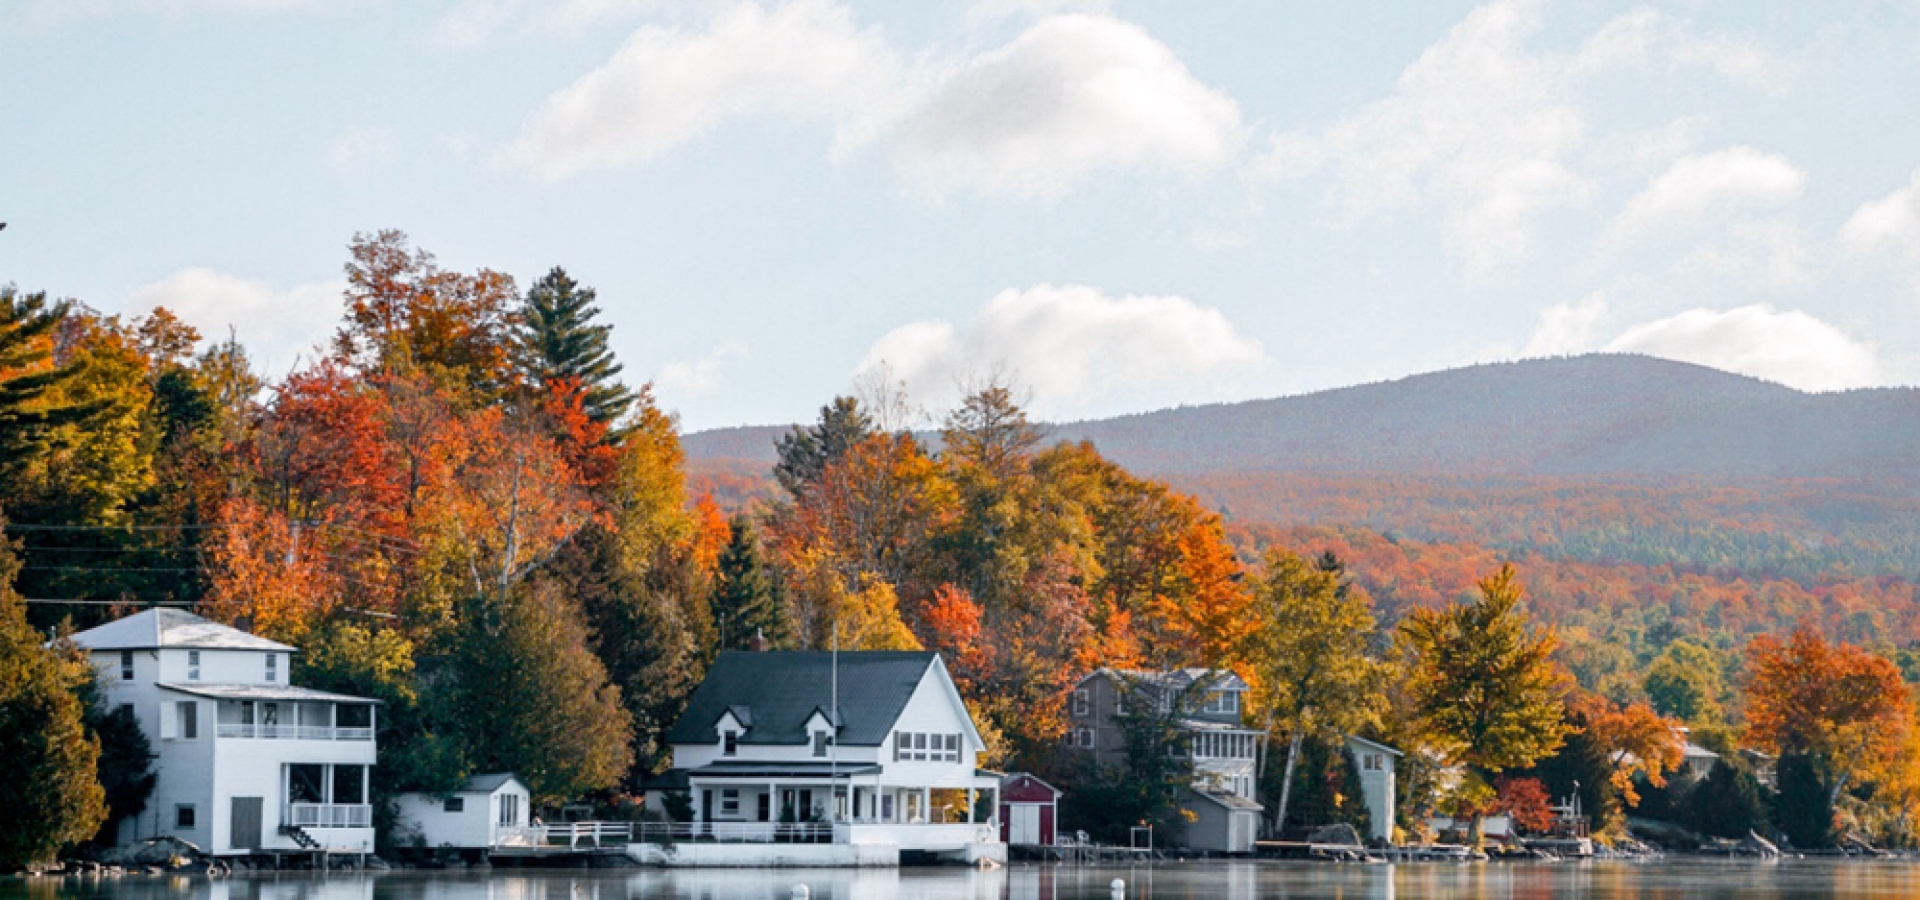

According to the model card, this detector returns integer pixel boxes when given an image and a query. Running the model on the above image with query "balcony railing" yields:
[286,803,372,828]
[217,724,373,741]
[632,822,831,844]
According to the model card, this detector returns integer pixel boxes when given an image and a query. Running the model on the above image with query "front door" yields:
[231,797,263,849]
[1010,805,1040,845]
[757,793,771,822]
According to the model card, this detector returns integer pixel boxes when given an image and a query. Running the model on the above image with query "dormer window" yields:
[266,653,278,683]
[1203,691,1238,715]
[723,730,738,757]
[812,732,831,757]
[188,650,201,681]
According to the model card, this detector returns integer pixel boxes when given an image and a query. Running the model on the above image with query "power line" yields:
[22,598,197,606]
[2,523,227,531]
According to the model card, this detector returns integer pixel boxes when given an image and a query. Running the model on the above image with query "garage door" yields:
[1010,805,1041,845]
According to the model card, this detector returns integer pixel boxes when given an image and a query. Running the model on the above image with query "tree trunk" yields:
[1467,813,1484,850]
[1273,732,1302,836]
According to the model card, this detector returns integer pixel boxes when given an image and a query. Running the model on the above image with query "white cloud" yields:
[888,14,1241,197]
[1571,7,1773,87]
[514,4,1239,195]
[1521,292,1608,357]
[1605,146,1805,243]
[857,284,1263,415]
[127,268,343,379]
[1840,168,1920,260]
[1254,0,1589,273]
[1602,305,1879,392]
[967,0,1110,22]
[653,341,747,399]
[513,0,898,178]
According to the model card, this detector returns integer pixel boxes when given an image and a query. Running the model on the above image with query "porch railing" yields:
[497,822,635,849]
[217,724,373,741]
[633,822,833,844]
[285,803,372,828]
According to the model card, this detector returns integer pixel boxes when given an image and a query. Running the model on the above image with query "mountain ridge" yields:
[682,354,1920,482]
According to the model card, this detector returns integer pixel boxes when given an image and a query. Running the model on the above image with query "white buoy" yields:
[791,885,810,900]
[1111,877,1125,899]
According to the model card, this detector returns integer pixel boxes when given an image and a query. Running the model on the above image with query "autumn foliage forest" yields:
[6,231,1920,866]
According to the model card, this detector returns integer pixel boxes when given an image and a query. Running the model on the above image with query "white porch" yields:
[679,764,1002,853]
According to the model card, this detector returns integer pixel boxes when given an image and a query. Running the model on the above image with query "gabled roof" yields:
[1079,667,1249,693]
[666,651,938,747]
[69,609,294,652]
[1186,788,1264,811]
[1346,734,1404,757]
[462,773,525,794]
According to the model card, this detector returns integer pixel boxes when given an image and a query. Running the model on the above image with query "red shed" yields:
[999,773,1062,847]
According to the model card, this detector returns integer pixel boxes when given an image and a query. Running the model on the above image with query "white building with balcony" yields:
[640,650,1004,866]
[70,609,379,858]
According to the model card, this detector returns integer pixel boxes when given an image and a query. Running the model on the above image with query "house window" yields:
[188,650,200,681]
[943,733,960,762]
[1071,689,1090,717]
[120,651,134,681]
[499,794,520,826]
[812,732,831,757]
[720,789,740,816]
[1364,753,1383,771]
[723,730,738,756]
[1074,727,1095,748]
[175,805,196,830]
[1115,693,1128,716]
[445,797,465,813]
[1203,691,1239,715]
[177,701,198,740]
[288,764,326,805]
[266,653,278,683]
[332,764,366,805]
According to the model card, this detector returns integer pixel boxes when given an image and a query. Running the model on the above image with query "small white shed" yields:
[394,773,532,850]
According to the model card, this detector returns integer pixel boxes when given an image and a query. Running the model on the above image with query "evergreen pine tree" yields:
[1690,757,1766,839]
[515,267,635,426]
[710,515,789,650]
[773,396,872,498]
[1774,752,1833,848]
[1,288,107,479]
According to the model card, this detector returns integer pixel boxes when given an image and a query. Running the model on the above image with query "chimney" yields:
[235,614,255,634]
[747,628,770,652]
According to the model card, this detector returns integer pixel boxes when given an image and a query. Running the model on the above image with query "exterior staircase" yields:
[279,824,322,850]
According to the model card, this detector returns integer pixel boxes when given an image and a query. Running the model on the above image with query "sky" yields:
[4,0,1919,432]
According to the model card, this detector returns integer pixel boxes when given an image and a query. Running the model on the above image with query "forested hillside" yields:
[10,236,1920,861]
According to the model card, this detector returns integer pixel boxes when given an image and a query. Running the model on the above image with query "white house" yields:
[1345,735,1401,844]
[393,773,532,852]
[647,650,1004,865]
[69,609,380,858]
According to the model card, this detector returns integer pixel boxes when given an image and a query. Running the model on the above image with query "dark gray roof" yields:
[462,773,523,793]
[667,651,937,747]
[687,761,884,778]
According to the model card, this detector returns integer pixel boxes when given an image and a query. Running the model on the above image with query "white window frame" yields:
[188,650,201,681]
[120,650,134,681]
[720,789,741,817]
[266,653,278,683]
[177,701,198,740]
[1071,689,1090,717]
[722,730,738,757]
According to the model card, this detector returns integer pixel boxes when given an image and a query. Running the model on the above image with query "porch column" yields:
[967,787,976,823]
[921,787,930,824]
[768,783,776,822]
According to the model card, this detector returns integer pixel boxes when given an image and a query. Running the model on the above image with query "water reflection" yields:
[9,860,1920,900]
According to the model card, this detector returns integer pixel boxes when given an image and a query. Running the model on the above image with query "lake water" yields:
[9,860,1920,900]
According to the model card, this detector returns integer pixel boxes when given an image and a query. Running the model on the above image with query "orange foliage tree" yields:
[1743,628,1912,804]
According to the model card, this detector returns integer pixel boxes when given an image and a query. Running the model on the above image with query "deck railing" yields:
[497,822,635,849]
[632,822,833,844]
[285,803,372,828]
[217,724,373,741]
